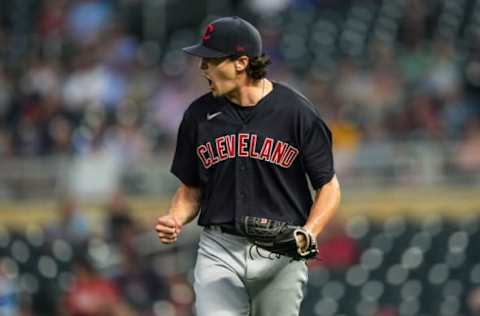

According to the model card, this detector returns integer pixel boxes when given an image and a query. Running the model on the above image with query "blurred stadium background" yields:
[0,0,480,315]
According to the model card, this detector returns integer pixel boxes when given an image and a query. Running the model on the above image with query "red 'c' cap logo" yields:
[203,24,214,42]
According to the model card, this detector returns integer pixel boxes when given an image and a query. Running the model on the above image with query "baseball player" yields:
[155,16,341,316]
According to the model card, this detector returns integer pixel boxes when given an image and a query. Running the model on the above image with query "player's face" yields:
[200,57,237,97]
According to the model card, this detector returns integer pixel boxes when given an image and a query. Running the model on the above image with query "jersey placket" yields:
[235,121,253,221]
[225,99,258,221]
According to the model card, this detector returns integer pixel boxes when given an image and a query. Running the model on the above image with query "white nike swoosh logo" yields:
[207,112,222,120]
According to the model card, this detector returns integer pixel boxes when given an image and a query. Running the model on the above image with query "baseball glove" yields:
[239,216,318,260]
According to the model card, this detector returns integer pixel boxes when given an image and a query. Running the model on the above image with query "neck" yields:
[226,77,270,107]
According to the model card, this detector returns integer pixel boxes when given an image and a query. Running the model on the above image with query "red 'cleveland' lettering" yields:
[238,133,249,157]
[225,134,236,158]
[280,147,299,168]
[196,134,299,169]
[249,134,259,158]
[206,142,219,165]
[259,138,274,161]
[216,136,228,161]
[196,145,211,168]
[270,141,288,165]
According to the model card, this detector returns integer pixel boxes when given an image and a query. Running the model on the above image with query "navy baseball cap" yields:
[182,16,262,58]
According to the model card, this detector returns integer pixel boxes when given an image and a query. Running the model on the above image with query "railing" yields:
[0,141,478,201]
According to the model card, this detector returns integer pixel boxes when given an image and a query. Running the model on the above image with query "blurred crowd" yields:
[1,1,480,315]
[0,192,197,316]
[0,0,479,171]
[1,193,480,315]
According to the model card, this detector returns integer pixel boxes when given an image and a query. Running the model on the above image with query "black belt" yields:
[207,224,243,236]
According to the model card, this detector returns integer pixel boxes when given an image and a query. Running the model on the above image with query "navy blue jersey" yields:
[171,81,335,226]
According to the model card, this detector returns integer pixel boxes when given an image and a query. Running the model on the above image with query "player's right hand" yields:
[155,214,182,244]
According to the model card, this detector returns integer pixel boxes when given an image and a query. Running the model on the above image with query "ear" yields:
[234,56,250,72]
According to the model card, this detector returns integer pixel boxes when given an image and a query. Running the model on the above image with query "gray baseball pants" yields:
[194,226,308,316]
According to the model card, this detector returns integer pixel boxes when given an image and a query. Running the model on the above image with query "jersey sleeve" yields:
[302,114,335,189]
[170,112,200,187]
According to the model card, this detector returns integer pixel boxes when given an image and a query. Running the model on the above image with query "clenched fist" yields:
[155,214,182,244]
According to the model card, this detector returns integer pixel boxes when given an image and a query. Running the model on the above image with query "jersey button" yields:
[240,165,246,171]
[240,192,247,199]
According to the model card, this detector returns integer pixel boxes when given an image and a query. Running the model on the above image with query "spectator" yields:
[113,252,169,314]
[0,65,12,121]
[104,192,135,244]
[66,0,113,46]
[467,287,480,315]
[455,118,480,173]
[46,196,91,245]
[61,255,134,316]
[315,219,359,271]
[0,258,20,316]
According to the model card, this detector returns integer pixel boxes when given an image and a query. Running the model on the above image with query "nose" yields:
[200,58,208,70]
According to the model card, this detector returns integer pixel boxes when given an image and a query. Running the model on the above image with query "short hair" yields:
[246,54,271,80]
[230,53,271,80]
